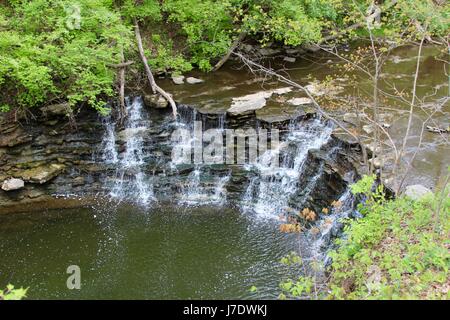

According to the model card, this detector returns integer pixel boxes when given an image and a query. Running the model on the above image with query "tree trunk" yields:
[134,19,178,119]
[118,46,127,125]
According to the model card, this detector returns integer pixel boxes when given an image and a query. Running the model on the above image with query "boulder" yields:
[404,184,432,200]
[288,97,313,106]
[272,87,292,95]
[18,164,65,184]
[171,75,185,85]
[228,88,294,116]
[1,178,25,191]
[186,77,204,84]
[144,94,168,108]
[41,103,72,117]
[228,91,272,115]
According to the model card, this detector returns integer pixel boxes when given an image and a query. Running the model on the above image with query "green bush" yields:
[328,176,450,300]
[0,0,131,113]
[0,284,28,300]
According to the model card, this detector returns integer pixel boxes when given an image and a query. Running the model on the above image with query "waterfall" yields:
[174,107,231,205]
[310,189,355,261]
[179,168,231,206]
[95,116,118,164]
[99,97,155,206]
[242,119,333,219]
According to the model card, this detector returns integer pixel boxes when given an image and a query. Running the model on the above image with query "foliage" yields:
[0,284,28,300]
[146,34,193,75]
[0,0,131,113]
[278,251,322,299]
[0,0,448,113]
[328,177,450,300]
[276,176,449,300]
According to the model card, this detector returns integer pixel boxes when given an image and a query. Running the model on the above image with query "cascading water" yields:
[174,106,231,205]
[98,97,155,205]
[309,189,355,262]
[92,96,358,272]
[242,119,333,219]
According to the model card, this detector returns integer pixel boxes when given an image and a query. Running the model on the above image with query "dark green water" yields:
[0,204,298,299]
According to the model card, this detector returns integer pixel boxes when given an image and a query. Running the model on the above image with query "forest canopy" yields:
[0,0,448,113]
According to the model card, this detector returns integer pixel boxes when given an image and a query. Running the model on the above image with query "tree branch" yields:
[134,19,178,119]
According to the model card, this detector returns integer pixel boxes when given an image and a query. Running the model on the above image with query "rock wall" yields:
[0,99,365,214]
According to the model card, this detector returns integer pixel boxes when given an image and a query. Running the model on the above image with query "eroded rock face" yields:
[0,125,32,147]
[18,164,65,184]
[1,178,24,191]
[0,100,365,214]
[41,103,71,117]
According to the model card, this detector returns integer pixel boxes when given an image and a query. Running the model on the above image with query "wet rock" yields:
[228,88,293,116]
[404,184,432,200]
[144,94,168,108]
[18,164,65,184]
[256,107,306,123]
[228,92,271,115]
[288,97,313,106]
[272,87,292,95]
[283,57,296,63]
[186,77,204,84]
[343,113,360,126]
[41,103,72,117]
[171,75,185,85]
[1,178,25,191]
